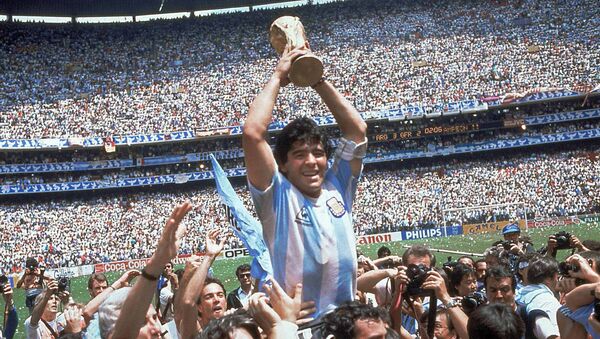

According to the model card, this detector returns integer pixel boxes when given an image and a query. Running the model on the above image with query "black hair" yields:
[527,257,559,285]
[582,240,600,251]
[377,246,391,258]
[235,264,251,277]
[402,244,436,267]
[578,250,600,274]
[484,265,517,292]
[197,277,227,305]
[467,304,524,339]
[449,263,476,296]
[198,310,261,339]
[322,301,390,338]
[274,117,330,166]
[458,255,475,266]
[420,307,455,333]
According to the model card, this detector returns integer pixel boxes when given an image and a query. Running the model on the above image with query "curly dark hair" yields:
[198,310,260,339]
[449,263,476,296]
[322,301,390,338]
[274,117,331,167]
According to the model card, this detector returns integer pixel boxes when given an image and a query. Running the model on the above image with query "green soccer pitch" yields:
[4,222,598,338]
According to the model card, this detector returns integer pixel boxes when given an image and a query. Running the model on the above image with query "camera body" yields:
[405,264,432,296]
[558,262,579,276]
[57,276,70,292]
[501,240,515,251]
[554,231,572,250]
[462,291,488,314]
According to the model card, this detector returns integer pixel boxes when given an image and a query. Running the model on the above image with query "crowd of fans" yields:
[0,144,597,273]
[1,0,598,138]
[3,210,600,338]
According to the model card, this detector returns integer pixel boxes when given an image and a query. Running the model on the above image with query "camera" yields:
[558,262,579,276]
[57,277,70,292]
[501,240,515,251]
[554,231,572,250]
[405,264,432,296]
[0,275,8,293]
[461,292,488,315]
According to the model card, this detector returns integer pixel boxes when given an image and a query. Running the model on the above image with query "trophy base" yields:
[289,55,324,87]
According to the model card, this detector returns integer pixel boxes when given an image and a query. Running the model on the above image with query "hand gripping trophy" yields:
[269,16,324,87]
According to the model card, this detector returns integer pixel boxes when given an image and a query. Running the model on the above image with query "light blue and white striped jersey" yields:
[249,155,359,317]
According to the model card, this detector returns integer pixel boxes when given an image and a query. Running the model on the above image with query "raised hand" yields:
[152,202,192,269]
[205,229,226,258]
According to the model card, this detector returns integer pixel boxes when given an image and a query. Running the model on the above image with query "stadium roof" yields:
[0,0,296,18]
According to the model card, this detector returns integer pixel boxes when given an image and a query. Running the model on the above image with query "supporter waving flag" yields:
[209,154,273,288]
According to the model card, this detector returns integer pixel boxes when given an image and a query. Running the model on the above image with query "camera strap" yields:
[41,318,59,338]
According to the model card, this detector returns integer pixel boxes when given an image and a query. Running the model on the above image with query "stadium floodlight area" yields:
[443,201,528,230]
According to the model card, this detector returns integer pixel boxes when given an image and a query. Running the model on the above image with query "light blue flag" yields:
[209,154,273,287]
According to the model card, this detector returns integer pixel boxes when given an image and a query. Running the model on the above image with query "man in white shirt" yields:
[24,280,61,339]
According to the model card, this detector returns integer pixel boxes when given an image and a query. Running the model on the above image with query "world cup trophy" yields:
[269,16,324,87]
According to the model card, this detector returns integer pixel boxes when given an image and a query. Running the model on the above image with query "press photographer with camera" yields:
[544,231,589,258]
[556,253,600,339]
[420,270,470,339]
[24,279,61,338]
[357,245,435,335]
[16,257,51,315]
[0,277,17,339]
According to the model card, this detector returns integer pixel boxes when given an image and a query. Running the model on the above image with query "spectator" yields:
[467,303,525,339]
[226,264,253,310]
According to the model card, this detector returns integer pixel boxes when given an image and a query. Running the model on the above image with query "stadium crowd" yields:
[1,145,598,273]
[3,210,600,339]
[1,0,598,138]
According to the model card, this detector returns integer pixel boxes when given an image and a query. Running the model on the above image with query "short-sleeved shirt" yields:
[249,154,359,317]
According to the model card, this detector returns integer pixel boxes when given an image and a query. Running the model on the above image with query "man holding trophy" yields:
[242,16,367,317]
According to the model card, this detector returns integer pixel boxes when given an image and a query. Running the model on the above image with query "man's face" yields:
[475,262,487,281]
[406,254,431,267]
[89,279,109,298]
[503,233,519,242]
[486,277,515,309]
[353,318,387,339]
[455,273,477,297]
[458,258,474,268]
[428,312,457,339]
[280,141,327,198]
[237,270,252,289]
[43,294,60,319]
[198,283,227,323]
[163,263,173,276]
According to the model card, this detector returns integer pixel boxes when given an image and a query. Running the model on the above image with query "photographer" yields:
[421,270,469,339]
[557,254,600,339]
[16,257,49,315]
[544,232,588,258]
[500,224,535,256]
[1,280,17,339]
[24,279,61,338]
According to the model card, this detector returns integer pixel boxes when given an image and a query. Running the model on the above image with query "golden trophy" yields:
[269,16,324,87]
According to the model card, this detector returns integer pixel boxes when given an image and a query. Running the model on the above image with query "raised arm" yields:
[83,269,140,324]
[30,280,58,327]
[243,46,309,190]
[174,229,225,338]
[313,78,367,176]
[111,202,192,339]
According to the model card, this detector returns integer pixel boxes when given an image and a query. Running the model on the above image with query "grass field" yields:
[4,222,598,338]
